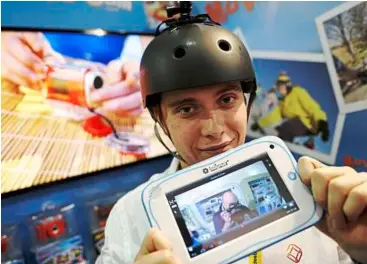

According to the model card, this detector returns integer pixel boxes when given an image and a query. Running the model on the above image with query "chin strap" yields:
[247,91,256,121]
[154,122,186,164]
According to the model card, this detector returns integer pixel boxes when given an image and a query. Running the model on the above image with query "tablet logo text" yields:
[202,160,229,174]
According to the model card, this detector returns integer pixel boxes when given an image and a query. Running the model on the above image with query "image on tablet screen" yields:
[166,153,299,258]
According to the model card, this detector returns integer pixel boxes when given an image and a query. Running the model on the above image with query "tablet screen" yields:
[166,153,299,258]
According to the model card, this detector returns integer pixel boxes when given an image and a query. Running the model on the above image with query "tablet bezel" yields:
[142,136,323,264]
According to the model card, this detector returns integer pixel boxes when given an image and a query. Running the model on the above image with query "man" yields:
[97,6,367,264]
[213,191,258,235]
[251,72,330,144]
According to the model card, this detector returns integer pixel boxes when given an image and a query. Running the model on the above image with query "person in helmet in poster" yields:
[251,72,330,145]
[97,3,367,264]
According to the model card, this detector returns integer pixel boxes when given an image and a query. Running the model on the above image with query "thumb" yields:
[297,156,326,185]
[138,228,173,256]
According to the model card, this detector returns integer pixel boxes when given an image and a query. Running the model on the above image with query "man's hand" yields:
[90,59,144,117]
[221,211,232,223]
[221,211,234,232]
[298,156,367,264]
[1,32,64,89]
[134,228,181,264]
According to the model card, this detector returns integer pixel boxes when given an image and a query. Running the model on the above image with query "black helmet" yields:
[140,2,257,109]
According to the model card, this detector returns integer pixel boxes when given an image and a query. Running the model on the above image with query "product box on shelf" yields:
[1,224,25,264]
[27,204,87,264]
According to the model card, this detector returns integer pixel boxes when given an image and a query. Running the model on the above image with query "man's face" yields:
[160,82,247,167]
[277,83,288,96]
[222,192,239,212]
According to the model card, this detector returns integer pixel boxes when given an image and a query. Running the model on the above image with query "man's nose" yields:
[200,111,225,138]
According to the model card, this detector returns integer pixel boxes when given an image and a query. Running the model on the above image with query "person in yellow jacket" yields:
[251,72,330,143]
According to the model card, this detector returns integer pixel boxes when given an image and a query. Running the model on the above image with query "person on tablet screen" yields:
[97,3,367,264]
[213,191,258,235]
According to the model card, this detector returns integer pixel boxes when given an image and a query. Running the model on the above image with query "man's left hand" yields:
[298,156,367,264]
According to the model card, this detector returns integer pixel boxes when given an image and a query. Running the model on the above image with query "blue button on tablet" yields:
[288,172,297,181]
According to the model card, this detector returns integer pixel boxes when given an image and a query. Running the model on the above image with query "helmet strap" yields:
[150,105,187,164]
[247,91,256,120]
[154,122,187,164]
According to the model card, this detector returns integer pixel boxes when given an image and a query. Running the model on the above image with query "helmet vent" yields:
[218,40,231,52]
[173,46,186,59]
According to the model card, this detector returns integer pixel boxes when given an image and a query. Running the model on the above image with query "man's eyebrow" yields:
[167,85,241,108]
[216,85,242,96]
[167,98,198,108]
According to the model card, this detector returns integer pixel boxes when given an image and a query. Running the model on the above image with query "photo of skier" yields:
[251,71,330,147]
[247,55,344,164]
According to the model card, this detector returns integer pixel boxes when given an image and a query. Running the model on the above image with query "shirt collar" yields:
[166,157,181,175]
[150,157,180,181]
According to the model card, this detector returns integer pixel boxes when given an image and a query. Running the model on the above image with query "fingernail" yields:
[127,79,136,88]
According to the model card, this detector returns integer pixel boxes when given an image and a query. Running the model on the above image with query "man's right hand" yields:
[134,228,181,264]
[220,211,232,224]
[220,211,234,232]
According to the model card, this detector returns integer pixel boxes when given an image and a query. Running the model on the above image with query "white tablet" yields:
[142,136,323,264]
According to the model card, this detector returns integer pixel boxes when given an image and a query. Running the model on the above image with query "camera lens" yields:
[270,144,274,149]
[94,76,103,89]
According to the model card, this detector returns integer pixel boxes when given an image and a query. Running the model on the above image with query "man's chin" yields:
[199,148,234,161]
[183,143,240,167]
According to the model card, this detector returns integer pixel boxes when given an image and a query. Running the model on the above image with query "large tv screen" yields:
[1,28,170,194]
